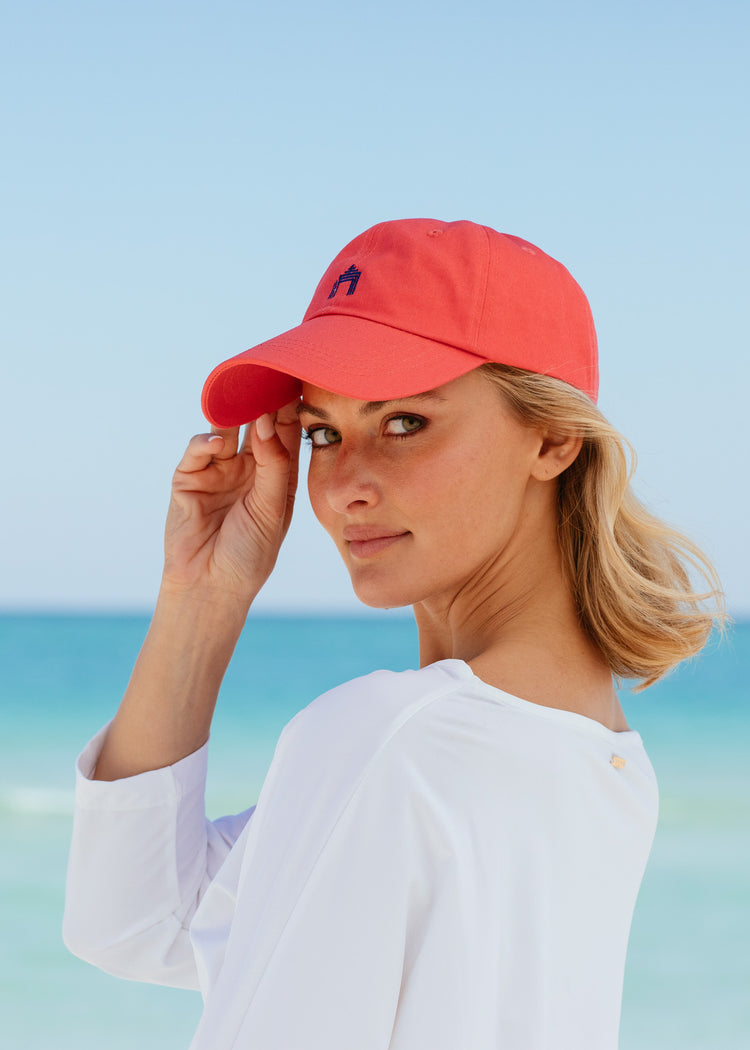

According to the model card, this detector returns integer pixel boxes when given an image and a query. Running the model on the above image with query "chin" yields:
[346,571,413,613]
[348,573,427,612]
[351,585,412,611]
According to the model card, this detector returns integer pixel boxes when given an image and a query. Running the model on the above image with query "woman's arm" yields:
[63,405,300,985]
[93,404,301,781]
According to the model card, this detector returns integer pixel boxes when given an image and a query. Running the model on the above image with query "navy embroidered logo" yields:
[328,264,362,298]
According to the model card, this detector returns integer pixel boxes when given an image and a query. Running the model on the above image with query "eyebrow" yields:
[297,389,448,420]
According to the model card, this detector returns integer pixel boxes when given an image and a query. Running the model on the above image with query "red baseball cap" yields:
[201,218,598,427]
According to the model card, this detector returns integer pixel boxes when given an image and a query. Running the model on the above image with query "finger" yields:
[208,425,240,459]
[275,401,303,455]
[260,402,302,451]
[255,413,276,442]
[175,433,228,474]
[253,410,301,470]
[246,415,297,524]
[273,403,302,515]
[276,398,301,427]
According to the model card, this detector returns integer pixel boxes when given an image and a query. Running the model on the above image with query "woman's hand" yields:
[162,400,301,606]
[91,402,301,780]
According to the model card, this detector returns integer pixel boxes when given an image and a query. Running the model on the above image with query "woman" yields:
[64,219,723,1049]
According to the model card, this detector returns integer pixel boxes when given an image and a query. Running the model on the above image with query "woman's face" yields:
[300,369,555,611]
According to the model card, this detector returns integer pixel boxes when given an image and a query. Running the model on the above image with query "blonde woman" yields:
[64,219,723,1049]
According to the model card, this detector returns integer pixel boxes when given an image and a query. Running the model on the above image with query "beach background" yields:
[2,1,749,1047]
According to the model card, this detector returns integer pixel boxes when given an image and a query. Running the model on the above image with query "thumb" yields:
[245,414,297,529]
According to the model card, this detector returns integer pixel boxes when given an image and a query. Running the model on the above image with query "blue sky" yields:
[3,0,748,615]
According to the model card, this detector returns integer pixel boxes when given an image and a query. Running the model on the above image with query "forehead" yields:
[298,386,448,419]
[299,369,493,418]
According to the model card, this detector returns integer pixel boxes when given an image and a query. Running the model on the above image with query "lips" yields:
[342,525,409,559]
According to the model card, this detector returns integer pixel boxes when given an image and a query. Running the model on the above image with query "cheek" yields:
[306,461,341,543]
[306,466,327,526]
[427,446,532,540]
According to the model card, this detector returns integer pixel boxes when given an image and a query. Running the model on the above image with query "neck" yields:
[412,522,625,731]
[413,535,575,668]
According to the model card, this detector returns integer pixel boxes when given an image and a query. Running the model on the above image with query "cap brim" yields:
[201,314,489,427]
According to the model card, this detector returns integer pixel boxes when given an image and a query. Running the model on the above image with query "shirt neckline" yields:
[430,658,643,743]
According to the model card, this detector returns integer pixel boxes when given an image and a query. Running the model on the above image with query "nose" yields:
[319,445,382,515]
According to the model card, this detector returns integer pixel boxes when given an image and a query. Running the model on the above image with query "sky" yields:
[2,0,748,616]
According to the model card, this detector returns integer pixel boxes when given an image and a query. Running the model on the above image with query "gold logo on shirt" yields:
[610,754,627,770]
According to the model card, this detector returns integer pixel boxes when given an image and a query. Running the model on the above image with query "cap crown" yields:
[303,218,598,400]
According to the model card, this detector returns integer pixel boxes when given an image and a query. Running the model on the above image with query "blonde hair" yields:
[480,363,726,690]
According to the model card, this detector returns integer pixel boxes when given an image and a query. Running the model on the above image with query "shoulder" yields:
[241,663,471,890]
[250,660,657,893]
[277,660,465,770]
[266,659,656,827]
[254,661,477,831]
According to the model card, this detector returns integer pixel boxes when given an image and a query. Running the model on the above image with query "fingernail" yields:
[256,413,275,441]
[208,435,223,443]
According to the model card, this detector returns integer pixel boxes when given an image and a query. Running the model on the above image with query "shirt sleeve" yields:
[189,716,462,1050]
[62,724,254,991]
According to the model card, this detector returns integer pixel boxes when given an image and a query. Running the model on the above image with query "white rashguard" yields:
[63,659,658,1050]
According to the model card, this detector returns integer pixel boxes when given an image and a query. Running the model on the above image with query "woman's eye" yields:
[304,426,341,447]
[384,415,425,436]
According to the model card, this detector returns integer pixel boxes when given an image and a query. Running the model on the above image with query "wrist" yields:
[150,581,252,664]
[157,575,255,620]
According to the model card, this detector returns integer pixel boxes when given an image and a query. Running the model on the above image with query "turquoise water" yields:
[1,614,748,1049]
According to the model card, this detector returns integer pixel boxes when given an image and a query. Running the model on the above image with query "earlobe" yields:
[532,431,583,481]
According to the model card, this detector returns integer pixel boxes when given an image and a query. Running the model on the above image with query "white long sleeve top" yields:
[64,659,658,1049]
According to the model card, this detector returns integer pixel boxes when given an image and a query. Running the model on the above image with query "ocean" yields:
[1,613,747,1049]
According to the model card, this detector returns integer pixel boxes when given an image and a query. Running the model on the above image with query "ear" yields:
[530,429,583,481]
